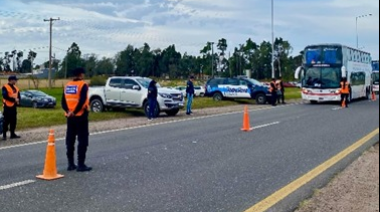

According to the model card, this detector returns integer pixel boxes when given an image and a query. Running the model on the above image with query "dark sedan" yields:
[20,90,57,108]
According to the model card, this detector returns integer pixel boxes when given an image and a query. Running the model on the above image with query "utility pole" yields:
[44,17,60,89]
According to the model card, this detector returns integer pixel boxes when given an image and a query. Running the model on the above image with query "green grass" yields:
[11,87,301,130]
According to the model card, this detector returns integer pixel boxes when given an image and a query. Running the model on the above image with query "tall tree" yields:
[83,54,97,77]
[95,57,114,76]
[115,45,135,76]
[217,38,228,55]
[58,42,84,78]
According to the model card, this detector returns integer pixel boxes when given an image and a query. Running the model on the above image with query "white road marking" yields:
[0,180,36,191]
[332,107,343,111]
[250,122,281,131]
[0,102,301,151]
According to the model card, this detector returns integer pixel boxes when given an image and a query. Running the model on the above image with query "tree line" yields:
[53,37,303,81]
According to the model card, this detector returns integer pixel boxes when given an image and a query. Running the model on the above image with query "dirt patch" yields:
[295,144,380,212]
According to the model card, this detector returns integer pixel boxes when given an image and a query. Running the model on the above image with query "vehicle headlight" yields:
[159,93,172,99]
[335,90,341,94]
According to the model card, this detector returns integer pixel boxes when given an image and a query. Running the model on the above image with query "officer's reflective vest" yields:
[276,80,283,90]
[64,80,89,116]
[340,82,350,94]
[3,84,19,108]
[269,82,277,93]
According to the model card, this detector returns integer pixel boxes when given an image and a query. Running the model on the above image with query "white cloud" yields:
[0,0,379,66]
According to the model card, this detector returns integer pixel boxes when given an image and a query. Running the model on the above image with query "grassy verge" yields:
[10,87,301,130]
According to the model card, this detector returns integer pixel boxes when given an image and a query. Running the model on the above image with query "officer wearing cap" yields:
[61,68,92,172]
[2,75,21,141]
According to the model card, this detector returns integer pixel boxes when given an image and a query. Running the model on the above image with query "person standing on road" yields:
[269,78,278,107]
[2,76,21,141]
[186,76,195,115]
[62,68,92,172]
[340,77,351,108]
[148,80,158,121]
[277,77,286,104]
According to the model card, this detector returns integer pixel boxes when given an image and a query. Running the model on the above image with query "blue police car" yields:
[205,77,270,104]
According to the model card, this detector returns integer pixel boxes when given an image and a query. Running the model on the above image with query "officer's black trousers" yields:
[66,114,89,166]
[341,94,349,107]
[271,92,278,106]
[3,106,17,137]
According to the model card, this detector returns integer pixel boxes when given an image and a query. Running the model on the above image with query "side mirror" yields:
[132,85,141,91]
[341,66,347,78]
[295,66,303,80]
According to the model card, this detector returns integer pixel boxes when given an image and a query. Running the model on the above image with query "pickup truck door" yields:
[120,79,142,107]
[105,78,123,105]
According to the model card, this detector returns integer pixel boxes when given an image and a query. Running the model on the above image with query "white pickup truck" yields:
[89,77,184,117]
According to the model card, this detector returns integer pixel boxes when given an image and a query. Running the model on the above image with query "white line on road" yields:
[0,102,300,151]
[0,180,36,191]
[332,107,343,111]
[251,122,281,130]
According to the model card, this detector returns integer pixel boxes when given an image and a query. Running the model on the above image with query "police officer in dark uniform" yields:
[148,80,158,121]
[62,68,92,172]
[2,76,21,141]
[186,76,195,115]
[269,78,278,107]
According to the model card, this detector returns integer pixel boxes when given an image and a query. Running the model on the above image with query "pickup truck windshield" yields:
[137,78,161,88]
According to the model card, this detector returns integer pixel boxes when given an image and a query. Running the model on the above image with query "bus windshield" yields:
[372,61,379,71]
[303,67,341,88]
[373,72,379,84]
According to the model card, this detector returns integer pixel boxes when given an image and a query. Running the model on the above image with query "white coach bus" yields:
[295,44,372,104]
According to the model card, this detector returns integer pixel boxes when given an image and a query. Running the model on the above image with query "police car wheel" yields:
[255,94,266,105]
[213,93,223,101]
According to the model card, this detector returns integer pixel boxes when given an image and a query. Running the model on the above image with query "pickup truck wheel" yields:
[255,93,267,105]
[91,99,104,113]
[144,102,160,118]
[166,109,180,116]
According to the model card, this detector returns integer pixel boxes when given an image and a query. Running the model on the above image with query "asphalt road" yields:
[0,99,379,212]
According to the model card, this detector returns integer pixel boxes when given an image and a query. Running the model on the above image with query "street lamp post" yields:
[210,42,215,78]
[356,13,372,48]
[271,0,275,79]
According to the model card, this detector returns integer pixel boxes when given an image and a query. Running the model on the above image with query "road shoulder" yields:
[295,143,379,212]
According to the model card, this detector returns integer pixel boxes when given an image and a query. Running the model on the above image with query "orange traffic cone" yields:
[241,106,253,132]
[372,91,377,101]
[36,129,64,181]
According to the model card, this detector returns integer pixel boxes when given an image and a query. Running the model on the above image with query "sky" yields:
[0,0,379,66]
